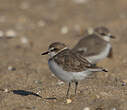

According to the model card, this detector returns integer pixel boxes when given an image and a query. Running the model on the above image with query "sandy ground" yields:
[0,0,127,110]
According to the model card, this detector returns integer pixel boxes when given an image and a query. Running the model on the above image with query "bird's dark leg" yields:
[75,81,78,95]
[66,82,71,98]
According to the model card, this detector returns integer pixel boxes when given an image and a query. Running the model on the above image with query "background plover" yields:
[72,26,115,64]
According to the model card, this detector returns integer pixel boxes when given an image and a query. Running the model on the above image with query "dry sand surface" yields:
[0,0,127,110]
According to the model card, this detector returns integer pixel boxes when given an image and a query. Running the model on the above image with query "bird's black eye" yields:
[50,48,57,52]
[53,48,57,51]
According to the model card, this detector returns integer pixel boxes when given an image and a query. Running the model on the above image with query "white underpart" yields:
[86,43,111,64]
[48,52,56,58]
[48,59,93,83]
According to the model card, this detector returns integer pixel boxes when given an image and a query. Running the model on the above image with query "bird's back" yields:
[72,34,108,56]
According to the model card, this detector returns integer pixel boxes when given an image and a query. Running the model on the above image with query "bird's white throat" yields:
[103,36,110,42]
[48,47,68,58]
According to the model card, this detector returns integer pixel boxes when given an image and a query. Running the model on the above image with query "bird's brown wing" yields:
[53,49,98,72]
[72,34,107,56]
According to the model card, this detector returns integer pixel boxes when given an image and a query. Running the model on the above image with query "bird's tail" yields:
[88,67,108,72]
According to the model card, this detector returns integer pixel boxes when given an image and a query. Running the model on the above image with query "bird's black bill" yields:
[41,51,49,55]
[110,35,115,39]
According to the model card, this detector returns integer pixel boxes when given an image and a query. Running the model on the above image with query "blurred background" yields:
[0,0,127,110]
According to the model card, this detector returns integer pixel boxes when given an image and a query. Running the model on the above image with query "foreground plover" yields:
[72,26,115,64]
[41,42,107,97]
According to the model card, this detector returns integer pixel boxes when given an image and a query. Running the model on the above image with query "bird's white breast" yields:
[48,59,92,83]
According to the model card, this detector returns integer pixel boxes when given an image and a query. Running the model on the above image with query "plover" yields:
[72,26,115,64]
[41,42,107,97]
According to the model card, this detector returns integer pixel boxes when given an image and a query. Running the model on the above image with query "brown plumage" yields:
[72,34,108,56]
[50,48,105,72]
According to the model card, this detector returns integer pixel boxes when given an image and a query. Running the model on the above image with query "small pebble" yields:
[83,107,90,110]
[5,30,17,38]
[4,88,9,93]
[61,26,68,34]
[57,80,64,85]
[8,66,16,71]
[37,20,46,27]
[112,108,117,110]
[73,0,89,4]
[66,99,72,104]
[20,37,28,44]
[34,80,42,85]
[96,94,100,99]
[51,73,55,77]
[0,30,4,38]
